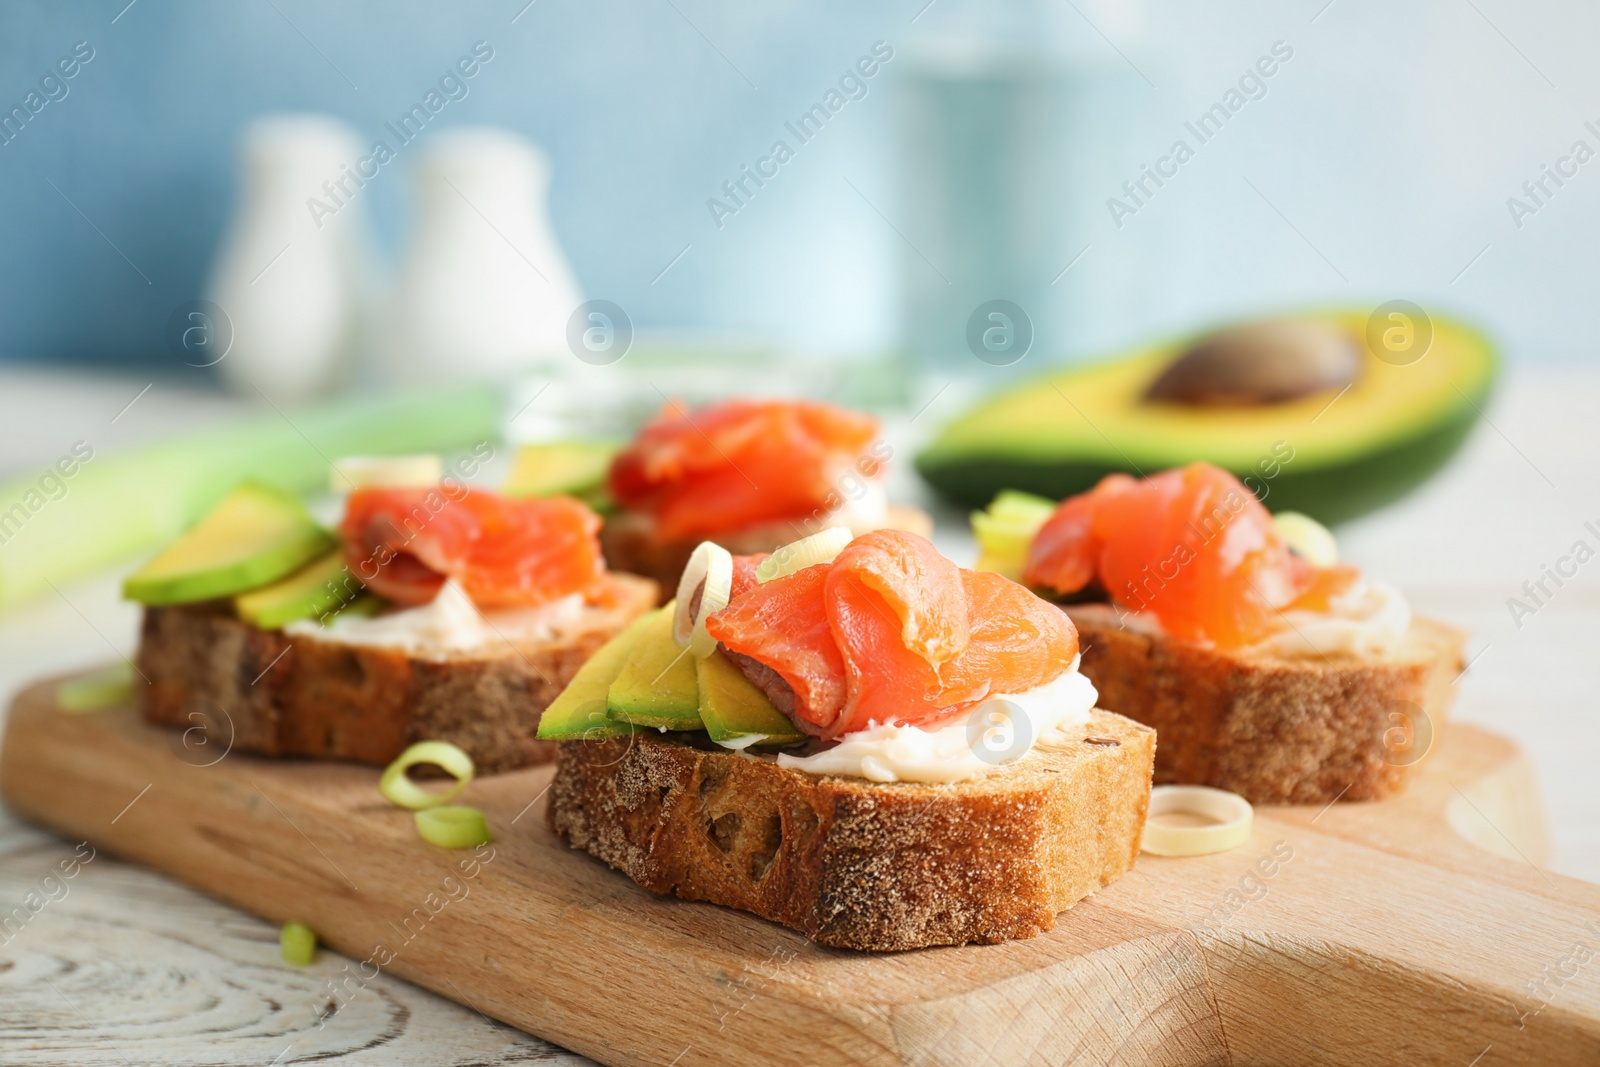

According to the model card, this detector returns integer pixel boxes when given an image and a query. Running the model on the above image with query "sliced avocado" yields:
[235,549,360,630]
[123,482,334,605]
[537,611,655,740]
[504,440,618,512]
[606,602,702,730]
[916,312,1498,525]
[697,649,803,747]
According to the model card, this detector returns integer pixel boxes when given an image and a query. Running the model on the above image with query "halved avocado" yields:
[536,611,653,740]
[697,649,804,747]
[234,549,359,630]
[606,603,702,730]
[503,440,618,512]
[915,311,1497,524]
[123,481,334,605]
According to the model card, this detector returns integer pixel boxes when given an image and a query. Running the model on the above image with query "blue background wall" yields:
[0,0,1594,368]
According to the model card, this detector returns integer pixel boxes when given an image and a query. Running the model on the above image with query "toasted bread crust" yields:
[1066,604,1466,804]
[136,574,657,774]
[600,504,934,600]
[547,709,1154,951]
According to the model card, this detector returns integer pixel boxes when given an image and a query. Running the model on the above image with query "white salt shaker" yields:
[384,128,583,385]
[208,115,373,400]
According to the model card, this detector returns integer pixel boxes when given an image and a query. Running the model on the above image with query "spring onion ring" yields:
[1140,784,1253,857]
[970,492,1056,581]
[414,805,492,849]
[280,922,317,965]
[971,511,1046,558]
[1273,511,1338,568]
[986,490,1056,525]
[755,527,853,584]
[56,664,134,713]
[673,541,734,658]
[331,453,443,491]
[378,740,475,811]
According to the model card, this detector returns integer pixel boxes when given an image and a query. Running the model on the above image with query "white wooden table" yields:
[1,365,1597,1065]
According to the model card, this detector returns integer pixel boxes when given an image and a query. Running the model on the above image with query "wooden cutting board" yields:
[3,673,1598,1067]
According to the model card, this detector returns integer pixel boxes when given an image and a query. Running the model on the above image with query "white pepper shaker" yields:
[384,128,583,385]
[208,114,374,400]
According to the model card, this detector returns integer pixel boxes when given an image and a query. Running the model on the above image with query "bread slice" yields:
[136,574,657,774]
[1065,603,1465,805]
[600,504,934,599]
[547,708,1154,951]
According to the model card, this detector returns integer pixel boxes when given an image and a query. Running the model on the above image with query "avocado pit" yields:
[1144,319,1361,407]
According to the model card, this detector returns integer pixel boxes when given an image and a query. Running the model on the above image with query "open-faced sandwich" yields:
[973,462,1465,804]
[597,398,932,595]
[540,527,1154,951]
[127,465,656,772]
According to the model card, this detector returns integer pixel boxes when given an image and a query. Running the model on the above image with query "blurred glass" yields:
[897,40,1073,375]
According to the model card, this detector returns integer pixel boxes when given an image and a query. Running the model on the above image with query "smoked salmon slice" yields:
[827,530,970,673]
[1023,463,1315,648]
[342,487,605,608]
[729,552,768,602]
[707,561,848,726]
[609,400,880,540]
[707,530,1078,738]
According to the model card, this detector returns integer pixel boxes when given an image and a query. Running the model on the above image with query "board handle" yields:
[1194,737,1600,1066]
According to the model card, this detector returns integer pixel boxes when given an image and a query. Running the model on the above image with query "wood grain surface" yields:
[3,674,1598,1067]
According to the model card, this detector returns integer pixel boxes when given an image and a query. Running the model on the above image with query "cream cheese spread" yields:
[285,579,585,658]
[1248,577,1412,658]
[772,658,1099,784]
[1115,578,1412,659]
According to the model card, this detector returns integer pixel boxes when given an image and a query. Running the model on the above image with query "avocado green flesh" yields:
[606,606,702,730]
[537,611,653,740]
[234,549,358,630]
[504,440,618,511]
[697,650,803,746]
[123,482,334,605]
[916,313,1497,525]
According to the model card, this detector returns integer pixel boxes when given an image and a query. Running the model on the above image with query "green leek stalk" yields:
[0,384,501,610]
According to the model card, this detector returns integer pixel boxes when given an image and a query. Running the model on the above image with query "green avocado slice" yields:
[234,549,360,630]
[123,482,334,605]
[503,440,618,512]
[606,603,702,730]
[915,311,1498,525]
[697,649,804,748]
[536,611,654,740]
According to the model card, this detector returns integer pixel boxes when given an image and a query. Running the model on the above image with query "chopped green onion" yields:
[987,490,1056,524]
[971,511,1045,557]
[1273,511,1338,568]
[974,550,1025,582]
[414,805,492,849]
[280,922,317,965]
[56,664,134,713]
[378,741,475,811]
[673,541,734,658]
[971,492,1057,582]
[755,527,853,583]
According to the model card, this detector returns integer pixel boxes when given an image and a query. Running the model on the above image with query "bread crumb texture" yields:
[1067,604,1465,804]
[135,573,655,773]
[548,709,1154,951]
